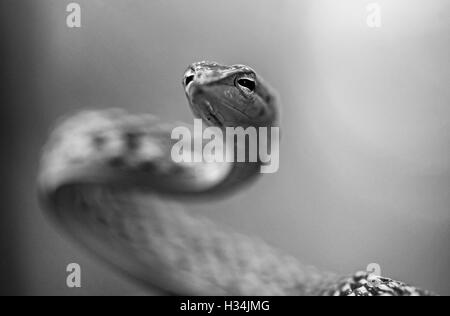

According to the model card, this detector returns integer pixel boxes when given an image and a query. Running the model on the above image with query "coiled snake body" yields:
[38,61,433,296]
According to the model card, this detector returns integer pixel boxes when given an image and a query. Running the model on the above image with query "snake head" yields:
[182,61,278,128]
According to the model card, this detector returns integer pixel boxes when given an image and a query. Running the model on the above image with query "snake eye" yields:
[236,78,256,93]
[184,75,194,86]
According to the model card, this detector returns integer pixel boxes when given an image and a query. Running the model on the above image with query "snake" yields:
[37,61,434,296]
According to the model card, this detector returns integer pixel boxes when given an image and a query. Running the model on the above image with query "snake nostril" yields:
[124,132,141,151]
[92,135,107,149]
[185,75,194,86]
[109,156,126,168]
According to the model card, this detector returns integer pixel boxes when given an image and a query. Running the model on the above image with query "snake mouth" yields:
[204,108,224,127]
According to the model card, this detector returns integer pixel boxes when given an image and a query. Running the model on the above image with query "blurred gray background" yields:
[2,0,449,295]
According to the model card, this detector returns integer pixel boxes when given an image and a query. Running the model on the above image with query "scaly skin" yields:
[38,62,434,296]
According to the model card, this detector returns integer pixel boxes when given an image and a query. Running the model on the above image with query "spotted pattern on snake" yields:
[321,272,434,296]
[38,62,435,296]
